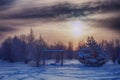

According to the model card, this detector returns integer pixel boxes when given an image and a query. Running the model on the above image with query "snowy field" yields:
[0,60,120,80]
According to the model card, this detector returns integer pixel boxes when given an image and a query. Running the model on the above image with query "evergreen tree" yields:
[78,37,108,67]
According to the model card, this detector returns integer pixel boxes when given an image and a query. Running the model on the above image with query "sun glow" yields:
[71,21,84,37]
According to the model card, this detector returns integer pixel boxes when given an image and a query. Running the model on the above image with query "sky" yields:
[0,0,120,47]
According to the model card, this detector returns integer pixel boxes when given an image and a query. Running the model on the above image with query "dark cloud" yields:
[0,27,16,32]
[0,0,15,11]
[0,26,17,32]
[83,16,120,33]
[0,0,120,32]
[0,1,120,19]
[0,0,15,6]
[101,17,120,33]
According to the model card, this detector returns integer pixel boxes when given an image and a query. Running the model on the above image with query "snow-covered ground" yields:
[0,60,120,80]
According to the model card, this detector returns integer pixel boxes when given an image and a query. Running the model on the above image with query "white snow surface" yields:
[0,60,120,80]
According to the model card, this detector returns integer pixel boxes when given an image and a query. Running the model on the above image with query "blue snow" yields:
[0,60,120,80]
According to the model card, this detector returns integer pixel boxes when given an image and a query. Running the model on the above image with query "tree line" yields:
[0,29,75,64]
[0,29,120,66]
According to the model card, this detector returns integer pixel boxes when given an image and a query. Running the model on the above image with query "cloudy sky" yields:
[0,0,120,46]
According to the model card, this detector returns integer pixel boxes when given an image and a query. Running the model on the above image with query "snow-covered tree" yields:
[11,36,26,61]
[100,39,120,63]
[1,37,13,62]
[25,29,36,63]
[35,35,47,67]
[25,30,47,67]
[78,37,108,67]
[115,39,120,64]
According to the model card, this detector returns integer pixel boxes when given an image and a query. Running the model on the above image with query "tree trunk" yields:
[61,52,64,66]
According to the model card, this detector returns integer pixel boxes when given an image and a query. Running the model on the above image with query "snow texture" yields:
[0,60,120,80]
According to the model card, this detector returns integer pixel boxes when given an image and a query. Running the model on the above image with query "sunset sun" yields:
[71,21,84,37]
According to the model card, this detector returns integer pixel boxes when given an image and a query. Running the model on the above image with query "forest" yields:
[0,29,120,67]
